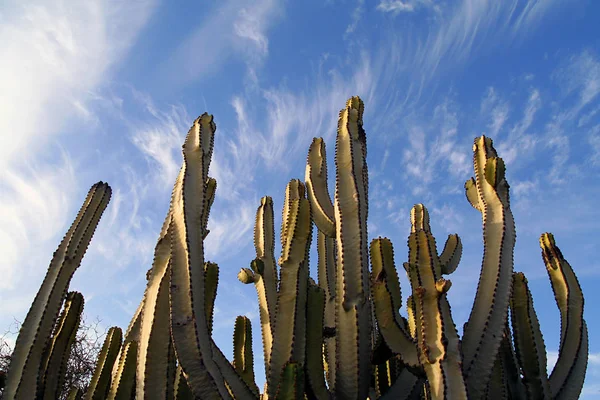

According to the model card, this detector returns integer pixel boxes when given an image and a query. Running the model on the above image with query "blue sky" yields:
[1,0,599,396]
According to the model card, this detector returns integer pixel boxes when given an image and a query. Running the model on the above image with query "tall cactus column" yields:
[306,97,372,398]
[462,136,516,399]
[4,182,111,400]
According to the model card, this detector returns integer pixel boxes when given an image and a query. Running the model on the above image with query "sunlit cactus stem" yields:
[4,182,111,400]
[37,291,84,400]
[462,136,515,399]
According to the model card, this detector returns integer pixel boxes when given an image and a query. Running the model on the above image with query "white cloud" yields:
[346,0,365,36]
[481,87,510,137]
[0,152,76,290]
[0,1,156,170]
[161,0,284,85]
[496,88,541,166]
[131,99,191,189]
[377,0,439,14]
[0,0,156,326]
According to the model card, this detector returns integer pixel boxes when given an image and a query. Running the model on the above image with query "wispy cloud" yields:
[345,0,365,36]
[0,0,157,326]
[161,0,284,85]
[377,0,439,14]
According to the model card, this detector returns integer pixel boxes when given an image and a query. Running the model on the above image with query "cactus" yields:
[4,97,589,400]
[38,291,84,399]
[4,182,111,400]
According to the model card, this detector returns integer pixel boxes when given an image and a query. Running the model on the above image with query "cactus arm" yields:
[238,258,275,373]
[233,316,260,395]
[370,239,419,368]
[407,205,467,400]
[174,365,194,400]
[510,272,551,399]
[281,180,305,248]
[252,196,279,367]
[306,137,336,237]
[4,182,111,399]
[85,327,122,400]
[107,341,138,400]
[540,233,588,400]
[266,190,311,398]
[333,96,372,399]
[204,262,219,335]
[254,197,278,320]
[305,282,330,400]
[38,291,84,399]
[439,234,462,275]
[464,177,482,211]
[461,136,515,398]
[202,177,217,239]
[317,231,337,389]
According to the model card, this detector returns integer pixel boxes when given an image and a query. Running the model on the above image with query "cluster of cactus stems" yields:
[1,97,588,400]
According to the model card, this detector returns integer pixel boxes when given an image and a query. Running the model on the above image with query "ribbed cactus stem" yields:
[233,316,259,395]
[317,231,336,388]
[370,238,419,368]
[107,341,138,400]
[333,96,372,399]
[86,327,122,400]
[4,182,111,400]
[253,196,279,368]
[461,136,515,399]
[540,233,588,400]
[306,137,336,237]
[169,114,254,399]
[406,205,466,400]
[136,259,172,399]
[510,272,551,399]
[38,291,84,399]
[266,180,311,398]
[305,282,329,399]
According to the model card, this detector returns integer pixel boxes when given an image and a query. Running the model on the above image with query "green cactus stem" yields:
[332,96,372,399]
[540,233,588,400]
[4,182,111,400]
[86,327,122,400]
[461,136,515,399]
[510,272,551,399]
[38,291,84,399]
